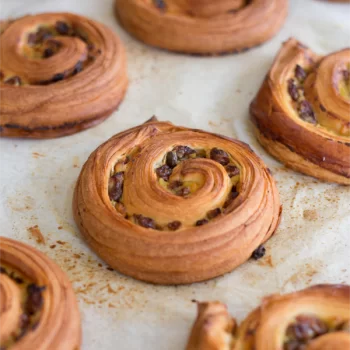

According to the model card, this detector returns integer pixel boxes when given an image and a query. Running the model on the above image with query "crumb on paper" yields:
[303,209,318,221]
[258,255,273,268]
[32,152,45,158]
[27,225,45,245]
[56,240,66,245]
[73,156,80,168]
[50,244,56,249]
[58,226,63,230]
[73,254,81,259]
[208,121,218,127]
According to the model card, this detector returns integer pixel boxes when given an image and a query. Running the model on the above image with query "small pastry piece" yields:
[0,237,81,350]
[250,38,350,184]
[0,13,128,138]
[115,0,288,55]
[73,117,281,285]
[186,284,350,350]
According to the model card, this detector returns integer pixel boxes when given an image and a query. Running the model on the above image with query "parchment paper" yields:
[1,0,350,349]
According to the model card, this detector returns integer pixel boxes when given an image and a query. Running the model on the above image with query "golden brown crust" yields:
[186,284,350,350]
[0,237,81,350]
[73,119,281,285]
[250,38,350,185]
[0,13,128,139]
[115,0,288,55]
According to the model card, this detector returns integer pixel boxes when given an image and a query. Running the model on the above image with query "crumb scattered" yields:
[50,244,56,249]
[73,254,81,259]
[107,267,114,271]
[303,209,318,221]
[32,152,45,158]
[56,240,66,245]
[57,226,63,230]
[27,225,45,244]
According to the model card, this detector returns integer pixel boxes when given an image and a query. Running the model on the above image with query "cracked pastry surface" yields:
[73,117,281,285]
[186,284,350,350]
[115,0,288,55]
[0,12,127,138]
[0,237,81,350]
[250,38,350,184]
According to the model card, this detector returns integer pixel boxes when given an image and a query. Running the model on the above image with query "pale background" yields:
[0,0,350,349]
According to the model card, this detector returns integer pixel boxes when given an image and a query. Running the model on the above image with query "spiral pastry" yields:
[186,284,350,350]
[250,38,350,184]
[0,13,127,138]
[73,118,281,285]
[115,0,288,55]
[0,237,81,350]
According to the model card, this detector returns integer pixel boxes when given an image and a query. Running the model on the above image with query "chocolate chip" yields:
[73,61,83,75]
[288,79,299,101]
[176,187,190,197]
[52,73,65,82]
[4,76,21,86]
[55,21,70,35]
[0,266,7,274]
[210,148,230,166]
[251,245,265,260]
[225,164,239,177]
[168,221,182,231]
[108,172,124,201]
[207,208,221,219]
[153,0,167,10]
[134,214,156,229]
[169,180,183,190]
[43,48,54,58]
[299,100,316,124]
[295,65,307,82]
[26,284,46,315]
[174,146,195,159]
[166,151,178,168]
[156,165,172,181]
[196,219,208,226]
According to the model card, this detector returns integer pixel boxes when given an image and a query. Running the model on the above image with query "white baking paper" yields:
[1,0,350,349]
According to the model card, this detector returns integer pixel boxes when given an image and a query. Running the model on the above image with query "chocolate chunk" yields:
[251,245,265,260]
[176,187,190,197]
[225,164,239,177]
[73,61,83,75]
[169,180,183,190]
[55,21,70,35]
[26,284,46,315]
[134,214,156,229]
[210,148,230,166]
[43,48,54,58]
[288,79,299,101]
[196,219,209,226]
[207,208,221,219]
[4,76,21,86]
[174,146,195,159]
[295,65,307,82]
[299,100,316,124]
[0,266,7,274]
[108,172,124,201]
[166,151,178,168]
[168,221,182,231]
[156,165,172,181]
[52,73,65,82]
[153,0,167,10]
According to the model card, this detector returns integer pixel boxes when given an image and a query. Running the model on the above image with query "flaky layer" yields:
[115,0,287,54]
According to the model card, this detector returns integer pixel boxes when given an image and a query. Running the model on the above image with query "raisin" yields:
[251,245,265,260]
[283,340,305,350]
[27,32,37,45]
[174,146,195,159]
[210,148,230,166]
[108,172,124,201]
[295,65,307,82]
[156,165,172,181]
[223,187,239,208]
[26,284,46,315]
[166,151,178,168]
[343,70,350,82]
[55,21,70,35]
[299,100,316,124]
[4,76,21,86]
[35,27,52,43]
[196,219,209,226]
[169,180,183,190]
[225,164,239,177]
[0,266,7,274]
[73,61,83,75]
[176,187,190,197]
[20,313,30,329]
[134,214,156,229]
[207,208,221,219]
[338,320,350,332]
[153,0,167,10]
[43,48,54,58]
[168,221,182,231]
[52,73,65,82]
[288,79,299,101]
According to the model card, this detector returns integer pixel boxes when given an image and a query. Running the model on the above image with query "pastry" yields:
[115,0,288,55]
[250,38,350,184]
[0,13,127,138]
[186,284,350,350]
[0,237,81,349]
[73,117,281,285]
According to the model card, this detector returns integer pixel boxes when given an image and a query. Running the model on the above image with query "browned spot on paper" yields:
[32,152,45,158]
[282,263,318,289]
[208,121,218,127]
[258,255,273,267]
[7,195,35,211]
[303,209,318,221]
[27,225,45,244]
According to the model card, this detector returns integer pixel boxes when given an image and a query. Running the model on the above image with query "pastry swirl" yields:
[186,284,350,350]
[250,38,350,184]
[0,237,81,350]
[73,118,281,285]
[115,0,288,55]
[0,13,127,138]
